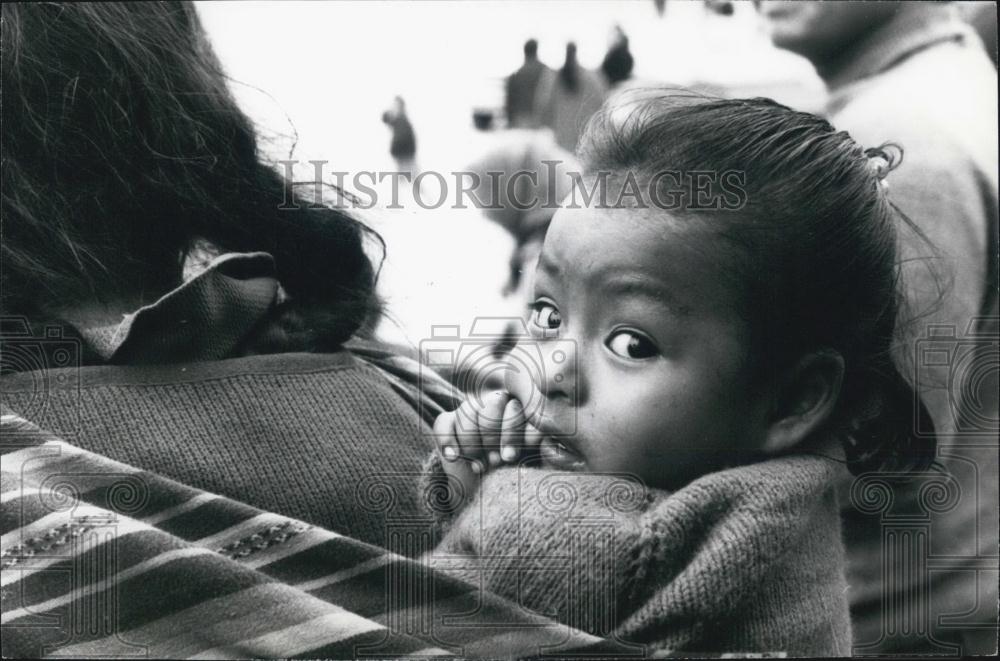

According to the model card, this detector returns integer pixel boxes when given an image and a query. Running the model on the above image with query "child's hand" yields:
[432,391,541,510]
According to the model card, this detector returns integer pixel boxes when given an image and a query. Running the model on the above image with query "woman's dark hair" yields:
[1,2,382,356]
[578,89,937,475]
[559,42,579,93]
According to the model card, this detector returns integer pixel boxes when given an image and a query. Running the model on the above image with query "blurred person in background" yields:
[505,39,552,128]
[453,124,580,391]
[704,0,734,17]
[758,0,998,654]
[600,24,635,86]
[535,42,608,152]
[381,95,417,172]
[465,130,579,300]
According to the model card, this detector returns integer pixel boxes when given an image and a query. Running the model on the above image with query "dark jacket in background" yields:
[382,110,416,160]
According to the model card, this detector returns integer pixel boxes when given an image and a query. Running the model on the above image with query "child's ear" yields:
[763,350,845,454]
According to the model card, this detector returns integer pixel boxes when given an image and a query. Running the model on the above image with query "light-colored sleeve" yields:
[830,60,999,650]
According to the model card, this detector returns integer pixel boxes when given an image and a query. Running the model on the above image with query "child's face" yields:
[506,204,772,490]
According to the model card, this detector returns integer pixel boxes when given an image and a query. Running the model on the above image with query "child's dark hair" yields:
[1,2,382,354]
[578,89,937,475]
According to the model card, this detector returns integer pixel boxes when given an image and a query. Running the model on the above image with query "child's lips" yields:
[538,435,586,471]
[525,413,586,470]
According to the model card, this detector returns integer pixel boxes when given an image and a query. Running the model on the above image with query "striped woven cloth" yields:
[1,408,614,659]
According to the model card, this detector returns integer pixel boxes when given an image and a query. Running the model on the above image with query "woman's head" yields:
[2,2,380,349]
[505,90,934,488]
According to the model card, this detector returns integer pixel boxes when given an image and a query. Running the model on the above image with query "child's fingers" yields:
[453,398,487,464]
[524,421,545,449]
[435,435,482,510]
[500,398,526,462]
[433,411,461,461]
[477,391,508,465]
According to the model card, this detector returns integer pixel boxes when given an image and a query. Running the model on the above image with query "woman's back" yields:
[1,349,445,550]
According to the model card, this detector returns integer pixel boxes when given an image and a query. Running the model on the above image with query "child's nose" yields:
[503,338,580,410]
[537,338,578,403]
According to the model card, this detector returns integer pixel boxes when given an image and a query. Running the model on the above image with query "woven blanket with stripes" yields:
[1,408,617,659]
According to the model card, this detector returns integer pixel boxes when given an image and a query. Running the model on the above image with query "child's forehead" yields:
[549,203,706,247]
[566,171,665,210]
[542,205,747,319]
[546,205,725,276]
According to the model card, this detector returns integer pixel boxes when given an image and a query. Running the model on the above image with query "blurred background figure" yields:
[505,39,552,128]
[381,95,416,171]
[535,42,608,152]
[759,0,998,655]
[600,24,634,86]
[704,0,734,18]
[465,129,579,300]
[447,124,579,390]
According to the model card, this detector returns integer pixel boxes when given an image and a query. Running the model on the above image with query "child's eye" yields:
[530,302,562,330]
[606,330,658,360]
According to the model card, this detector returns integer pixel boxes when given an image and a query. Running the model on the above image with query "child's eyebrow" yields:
[538,252,561,277]
[601,276,693,316]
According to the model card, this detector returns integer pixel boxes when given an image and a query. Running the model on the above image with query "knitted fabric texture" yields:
[422,453,853,656]
[1,351,440,551]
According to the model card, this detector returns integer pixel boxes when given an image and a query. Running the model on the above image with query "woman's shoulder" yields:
[346,338,462,423]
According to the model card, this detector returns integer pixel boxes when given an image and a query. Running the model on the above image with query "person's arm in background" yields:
[833,78,999,653]
[843,115,996,438]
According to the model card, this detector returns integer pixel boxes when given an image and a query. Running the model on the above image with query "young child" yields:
[421,91,935,656]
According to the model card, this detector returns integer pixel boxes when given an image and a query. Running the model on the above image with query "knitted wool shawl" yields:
[422,452,853,656]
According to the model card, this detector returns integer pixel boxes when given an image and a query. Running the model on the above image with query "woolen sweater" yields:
[0,351,454,551]
[422,453,853,656]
